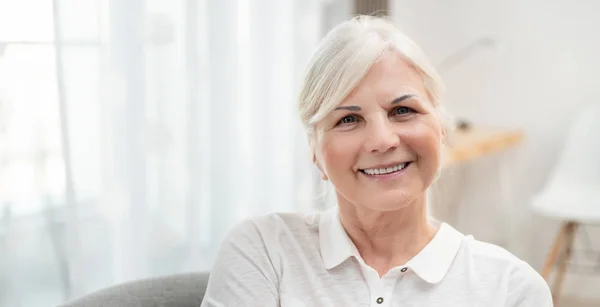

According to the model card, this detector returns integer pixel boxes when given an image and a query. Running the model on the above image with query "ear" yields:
[436,118,448,144]
[313,153,329,181]
[441,127,447,145]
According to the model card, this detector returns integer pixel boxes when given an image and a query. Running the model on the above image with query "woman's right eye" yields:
[337,115,358,126]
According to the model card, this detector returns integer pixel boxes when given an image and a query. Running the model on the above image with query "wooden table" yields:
[446,127,525,165]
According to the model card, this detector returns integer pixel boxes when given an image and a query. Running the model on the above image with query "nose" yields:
[363,118,400,153]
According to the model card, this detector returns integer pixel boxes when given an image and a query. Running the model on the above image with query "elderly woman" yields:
[201,16,551,307]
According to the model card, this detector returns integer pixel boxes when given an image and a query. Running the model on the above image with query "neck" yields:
[338,195,438,277]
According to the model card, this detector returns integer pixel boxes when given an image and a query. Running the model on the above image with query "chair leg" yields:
[542,222,570,279]
[551,222,578,304]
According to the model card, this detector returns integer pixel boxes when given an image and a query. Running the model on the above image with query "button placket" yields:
[376,273,399,307]
[362,264,387,307]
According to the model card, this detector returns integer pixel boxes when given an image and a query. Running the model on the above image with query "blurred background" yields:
[0,0,599,306]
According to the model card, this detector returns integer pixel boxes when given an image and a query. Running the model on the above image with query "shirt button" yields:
[401,267,408,272]
[376,297,384,304]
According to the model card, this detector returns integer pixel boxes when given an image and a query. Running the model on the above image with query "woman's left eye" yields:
[392,106,415,116]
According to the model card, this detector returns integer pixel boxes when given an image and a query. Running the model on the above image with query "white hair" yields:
[298,15,449,143]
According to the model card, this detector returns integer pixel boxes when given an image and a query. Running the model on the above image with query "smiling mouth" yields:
[359,162,411,175]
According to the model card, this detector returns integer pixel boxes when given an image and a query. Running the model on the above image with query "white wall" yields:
[391,0,600,301]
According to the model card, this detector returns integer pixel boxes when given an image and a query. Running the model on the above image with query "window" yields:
[0,1,102,305]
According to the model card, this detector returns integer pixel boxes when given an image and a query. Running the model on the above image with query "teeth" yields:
[363,163,407,175]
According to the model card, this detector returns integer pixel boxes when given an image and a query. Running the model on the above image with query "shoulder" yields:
[221,211,320,250]
[460,237,552,305]
[206,212,320,306]
[505,258,552,305]
[461,236,523,266]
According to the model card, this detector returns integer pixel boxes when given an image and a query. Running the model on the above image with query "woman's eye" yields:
[337,115,358,126]
[393,106,414,116]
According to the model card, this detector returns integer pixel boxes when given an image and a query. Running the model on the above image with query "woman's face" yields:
[314,50,444,212]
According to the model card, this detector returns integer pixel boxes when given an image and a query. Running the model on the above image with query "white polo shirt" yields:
[201,209,552,307]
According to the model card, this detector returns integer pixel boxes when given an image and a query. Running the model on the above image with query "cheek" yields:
[320,134,359,174]
[403,118,443,167]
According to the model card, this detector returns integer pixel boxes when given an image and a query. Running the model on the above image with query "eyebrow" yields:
[334,94,417,112]
[334,105,361,111]
[391,94,416,105]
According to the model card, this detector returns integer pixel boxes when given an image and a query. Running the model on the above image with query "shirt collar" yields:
[319,207,465,284]
[319,207,361,269]
[406,222,465,283]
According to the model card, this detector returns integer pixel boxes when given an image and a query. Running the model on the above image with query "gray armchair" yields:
[58,272,210,307]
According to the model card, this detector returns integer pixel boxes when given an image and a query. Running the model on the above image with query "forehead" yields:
[341,50,426,105]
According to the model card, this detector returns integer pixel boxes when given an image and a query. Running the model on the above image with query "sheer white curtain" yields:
[1,0,328,306]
